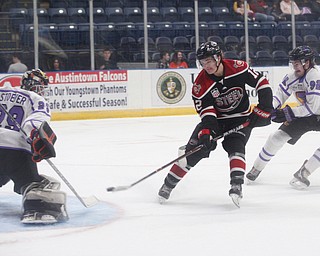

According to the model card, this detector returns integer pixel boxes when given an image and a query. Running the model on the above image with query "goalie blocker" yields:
[30,121,57,162]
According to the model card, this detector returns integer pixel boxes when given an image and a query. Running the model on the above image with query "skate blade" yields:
[245,177,254,185]
[289,178,308,190]
[21,215,57,224]
[158,196,167,204]
[230,194,241,208]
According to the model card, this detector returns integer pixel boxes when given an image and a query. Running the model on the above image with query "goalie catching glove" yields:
[271,105,295,123]
[248,105,272,128]
[30,121,57,162]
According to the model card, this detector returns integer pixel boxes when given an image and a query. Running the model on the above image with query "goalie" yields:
[0,69,68,224]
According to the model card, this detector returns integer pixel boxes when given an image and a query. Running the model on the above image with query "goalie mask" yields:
[21,69,49,96]
[289,45,315,68]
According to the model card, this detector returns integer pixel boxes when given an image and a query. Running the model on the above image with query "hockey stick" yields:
[0,103,99,208]
[106,121,250,192]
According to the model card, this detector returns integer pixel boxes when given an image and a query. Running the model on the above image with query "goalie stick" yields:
[0,103,99,208]
[106,121,250,192]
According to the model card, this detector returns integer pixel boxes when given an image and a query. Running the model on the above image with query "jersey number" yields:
[0,104,24,131]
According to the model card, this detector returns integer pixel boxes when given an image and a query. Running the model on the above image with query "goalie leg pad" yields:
[21,176,68,224]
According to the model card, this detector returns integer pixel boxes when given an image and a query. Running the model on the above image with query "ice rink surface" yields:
[1,114,320,256]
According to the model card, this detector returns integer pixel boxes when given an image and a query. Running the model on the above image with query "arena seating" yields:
[3,0,320,70]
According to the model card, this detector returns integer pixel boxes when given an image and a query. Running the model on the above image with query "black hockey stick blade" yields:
[106,185,131,192]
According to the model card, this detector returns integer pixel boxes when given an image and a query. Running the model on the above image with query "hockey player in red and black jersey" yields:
[158,41,273,207]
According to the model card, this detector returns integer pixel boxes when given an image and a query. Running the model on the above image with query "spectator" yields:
[249,0,276,20]
[169,51,188,69]
[280,0,301,14]
[234,0,255,20]
[269,0,287,21]
[50,58,63,71]
[7,53,28,73]
[99,47,118,70]
[234,0,274,21]
[157,51,170,69]
[279,0,307,20]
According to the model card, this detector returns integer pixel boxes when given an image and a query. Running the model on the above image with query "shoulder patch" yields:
[234,60,245,68]
[192,83,202,96]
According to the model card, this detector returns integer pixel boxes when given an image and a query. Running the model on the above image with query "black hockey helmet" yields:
[289,45,315,66]
[21,69,49,96]
[196,41,222,62]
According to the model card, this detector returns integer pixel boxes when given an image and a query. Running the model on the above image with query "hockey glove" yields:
[198,129,217,150]
[271,105,295,123]
[30,121,57,163]
[248,105,272,128]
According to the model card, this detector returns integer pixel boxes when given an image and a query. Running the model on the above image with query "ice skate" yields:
[21,210,68,224]
[229,184,243,208]
[246,167,262,184]
[290,160,310,190]
[158,184,173,204]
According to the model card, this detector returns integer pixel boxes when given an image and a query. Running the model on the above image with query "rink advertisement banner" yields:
[1,66,292,119]
[45,70,128,112]
[150,67,275,107]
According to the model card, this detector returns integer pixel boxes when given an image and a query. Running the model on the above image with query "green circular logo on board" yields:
[156,71,187,104]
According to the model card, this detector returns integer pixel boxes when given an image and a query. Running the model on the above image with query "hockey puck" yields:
[106,187,115,192]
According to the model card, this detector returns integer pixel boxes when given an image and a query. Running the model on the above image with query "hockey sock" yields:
[165,164,190,188]
[254,130,290,171]
[305,148,320,175]
[229,152,245,184]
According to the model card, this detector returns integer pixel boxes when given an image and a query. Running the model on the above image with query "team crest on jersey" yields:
[233,60,244,68]
[193,83,201,95]
[156,71,186,104]
[211,88,220,98]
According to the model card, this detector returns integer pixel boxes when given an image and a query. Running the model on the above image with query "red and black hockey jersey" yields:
[192,59,271,121]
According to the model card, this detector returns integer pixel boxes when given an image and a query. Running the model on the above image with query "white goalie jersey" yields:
[0,83,51,153]
[272,66,320,117]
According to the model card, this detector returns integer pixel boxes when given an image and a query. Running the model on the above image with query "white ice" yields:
[1,115,320,256]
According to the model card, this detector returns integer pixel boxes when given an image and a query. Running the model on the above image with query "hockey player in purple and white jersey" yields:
[158,41,273,207]
[0,69,68,224]
[246,45,320,186]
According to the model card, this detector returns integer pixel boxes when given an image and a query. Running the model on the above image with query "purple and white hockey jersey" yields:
[273,66,320,117]
[0,83,51,153]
